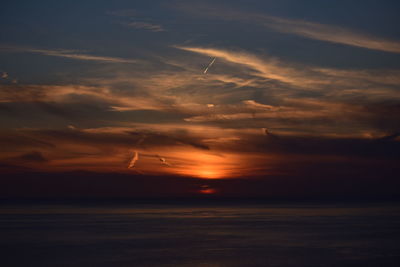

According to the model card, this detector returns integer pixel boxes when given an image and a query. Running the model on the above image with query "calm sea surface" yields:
[1,202,399,267]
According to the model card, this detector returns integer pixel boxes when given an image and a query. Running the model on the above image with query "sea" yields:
[1,202,399,267]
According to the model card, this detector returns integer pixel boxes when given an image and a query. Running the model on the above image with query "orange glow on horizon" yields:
[130,148,273,179]
[171,151,239,179]
[197,168,222,179]
[23,143,275,180]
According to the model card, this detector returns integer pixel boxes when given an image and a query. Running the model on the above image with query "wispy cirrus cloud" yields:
[176,3,400,54]
[0,46,139,64]
[1,44,398,143]
[175,45,400,94]
[242,100,278,111]
[125,21,165,32]
[0,83,169,112]
[109,8,165,32]
[175,45,320,87]
[259,15,400,54]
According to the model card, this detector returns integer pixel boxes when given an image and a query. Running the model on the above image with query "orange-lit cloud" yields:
[1,40,400,181]
[176,45,316,87]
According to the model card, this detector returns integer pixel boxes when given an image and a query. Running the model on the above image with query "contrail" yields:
[203,57,216,74]
[128,151,139,168]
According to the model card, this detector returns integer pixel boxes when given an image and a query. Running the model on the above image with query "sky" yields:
[1,0,400,199]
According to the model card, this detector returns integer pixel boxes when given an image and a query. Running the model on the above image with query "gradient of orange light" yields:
[25,139,278,179]
[122,147,279,179]
[163,149,242,179]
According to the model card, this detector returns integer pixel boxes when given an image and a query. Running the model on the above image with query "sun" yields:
[156,149,242,179]
[199,185,217,194]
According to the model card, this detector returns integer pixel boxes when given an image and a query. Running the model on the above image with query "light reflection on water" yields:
[1,203,400,267]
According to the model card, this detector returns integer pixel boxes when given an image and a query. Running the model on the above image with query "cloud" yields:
[176,3,400,54]
[183,109,331,122]
[108,8,165,32]
[377,132,400,142]
[250,132,400,160]
[13,151,48,163]
[260,16,400,54]
[176,45,312,87]
[0,131,55,152]
[175,45,400,99]
[242,100,278,110]
[128,151,139,168]
[0,126,215,175]
[1,47,398,142]
[125,21,165,32]
[0,83,168,112]
[0,43,399,167]
[0,151,49,173]
[0,46,139,64]
[22,127,210,151]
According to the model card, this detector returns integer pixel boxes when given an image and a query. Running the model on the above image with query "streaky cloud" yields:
[175,45,314,87]
[175,45,400,94]
[260,15,400,54]
[243,100,278,111]
[125,21,165,32]
[176,3,400,54]
[376,132,400,142]
[12,151,48,163]
[0,46,139,64]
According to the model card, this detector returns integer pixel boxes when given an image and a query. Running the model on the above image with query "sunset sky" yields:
[1,0,399,198]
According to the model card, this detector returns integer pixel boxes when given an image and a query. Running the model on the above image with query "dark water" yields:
[1,202,400,267]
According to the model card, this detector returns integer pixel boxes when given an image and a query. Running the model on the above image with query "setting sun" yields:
[163,150,241,179]
[199,185,217,194]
